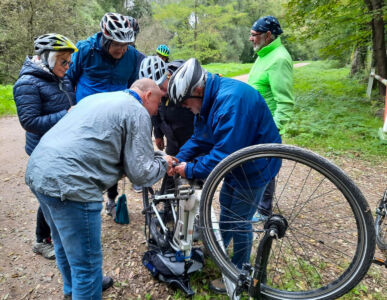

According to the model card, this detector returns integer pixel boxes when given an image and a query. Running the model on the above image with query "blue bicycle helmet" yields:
[156,44,170,57]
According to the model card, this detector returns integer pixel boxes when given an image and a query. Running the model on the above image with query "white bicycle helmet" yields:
[100,12,135,43]
[34,33,78,56]
[168,58,206,104]
[139,56,168,86]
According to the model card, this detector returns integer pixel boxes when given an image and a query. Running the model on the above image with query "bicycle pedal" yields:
[373,257,387,267]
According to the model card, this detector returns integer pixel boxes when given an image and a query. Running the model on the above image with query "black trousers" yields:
[258,179,276,216]
[36,206,51,242]
[107,183,118,200]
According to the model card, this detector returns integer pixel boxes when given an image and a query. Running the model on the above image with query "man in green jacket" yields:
[248,16,294,134]
[248,16,294,223]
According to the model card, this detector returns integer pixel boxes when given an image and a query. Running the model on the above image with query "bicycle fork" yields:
[244,215,288,299]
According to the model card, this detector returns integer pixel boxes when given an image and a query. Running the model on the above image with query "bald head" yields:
[130,78,163,116]
[131,78,159,92]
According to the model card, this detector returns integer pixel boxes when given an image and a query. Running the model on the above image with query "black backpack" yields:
[142,247,204,296]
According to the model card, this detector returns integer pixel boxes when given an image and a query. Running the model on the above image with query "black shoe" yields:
[209,278,227,294]
[102,276,114,291]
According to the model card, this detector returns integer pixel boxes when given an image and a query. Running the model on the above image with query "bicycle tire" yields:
[375,190,387,250]
[200,144,375,299]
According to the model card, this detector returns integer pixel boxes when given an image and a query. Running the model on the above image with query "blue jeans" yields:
[32,189,103,300]
[219,183,266,269]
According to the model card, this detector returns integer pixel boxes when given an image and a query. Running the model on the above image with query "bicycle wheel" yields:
[142,175,177,250]
[375,190,387,250]
[200,144,375,299]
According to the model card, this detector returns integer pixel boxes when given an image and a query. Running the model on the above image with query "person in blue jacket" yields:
[13,33,78,261]
[167,58,281,293]
[67,12,145,214]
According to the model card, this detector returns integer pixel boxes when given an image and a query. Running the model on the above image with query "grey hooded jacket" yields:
[25,90,168,202]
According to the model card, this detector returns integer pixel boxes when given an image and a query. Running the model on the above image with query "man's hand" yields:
[164,155,178,171]
[168,162,186,178]
[155,138,165,150]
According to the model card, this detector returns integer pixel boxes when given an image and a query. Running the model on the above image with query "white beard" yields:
[253,35,266,52]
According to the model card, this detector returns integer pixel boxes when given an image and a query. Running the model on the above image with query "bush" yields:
[0,85,16,116]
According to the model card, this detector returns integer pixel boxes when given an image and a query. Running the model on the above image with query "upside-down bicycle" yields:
[142,144,376,299]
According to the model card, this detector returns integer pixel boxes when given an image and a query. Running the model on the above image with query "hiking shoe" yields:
[209,278,226,294]
[102,276,114,291]
[33,241,55,260]
[105,200,116,217]
[252,212,269,223]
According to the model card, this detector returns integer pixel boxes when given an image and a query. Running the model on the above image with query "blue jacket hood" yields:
[200,72,220,120]
[18,56,58,82]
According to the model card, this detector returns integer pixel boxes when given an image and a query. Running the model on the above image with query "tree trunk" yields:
[364,0,387,98]
[350,45,367,77]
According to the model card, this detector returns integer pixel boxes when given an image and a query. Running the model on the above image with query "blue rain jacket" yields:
[176,73,281,188]
[67,32,142,102]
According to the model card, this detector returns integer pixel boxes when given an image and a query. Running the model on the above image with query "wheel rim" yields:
[200,144,374,299]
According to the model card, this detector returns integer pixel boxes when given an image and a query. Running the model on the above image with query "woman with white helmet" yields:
[13,34,76,259]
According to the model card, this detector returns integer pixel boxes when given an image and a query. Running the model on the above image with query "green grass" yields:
[0,85,16,116]
[203,62,253,77]
[284,60,386,160]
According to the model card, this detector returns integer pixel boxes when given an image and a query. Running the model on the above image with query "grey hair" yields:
[40,51,59,70]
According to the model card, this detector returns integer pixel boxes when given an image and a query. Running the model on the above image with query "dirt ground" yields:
[0,101,386,298]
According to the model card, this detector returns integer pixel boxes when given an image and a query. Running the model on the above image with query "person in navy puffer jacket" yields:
[13,33,78,260]
[67,12,145,215]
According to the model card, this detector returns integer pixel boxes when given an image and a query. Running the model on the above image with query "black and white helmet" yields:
[139,56,168,86]
[100,12,135,43]
[126,16,140,38]
[168,58,206,104]
[167,60,185,74]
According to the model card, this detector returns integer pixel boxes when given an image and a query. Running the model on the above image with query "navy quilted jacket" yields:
[13,56,75,155]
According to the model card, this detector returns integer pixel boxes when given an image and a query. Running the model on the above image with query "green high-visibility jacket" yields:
[248,37,294,132]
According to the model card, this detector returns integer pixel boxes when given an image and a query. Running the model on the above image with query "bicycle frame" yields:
[147,178,201,260]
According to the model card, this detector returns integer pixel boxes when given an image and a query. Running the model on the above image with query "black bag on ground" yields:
[142,247,204,296]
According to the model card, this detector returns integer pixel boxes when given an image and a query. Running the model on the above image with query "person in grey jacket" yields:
[25,78,175,300]
[13,33,78,260]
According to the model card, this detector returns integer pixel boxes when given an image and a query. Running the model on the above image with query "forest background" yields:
[0,0,385,94]
[0,0,386,158]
